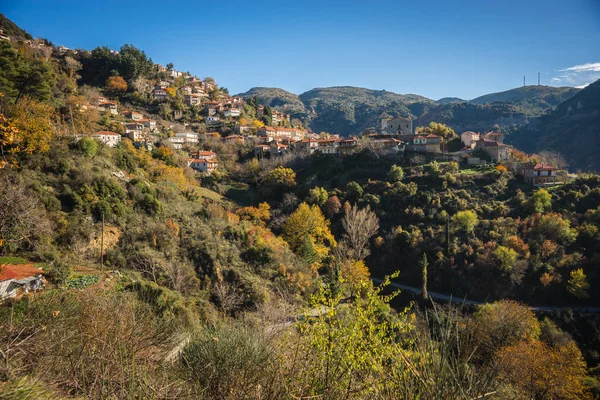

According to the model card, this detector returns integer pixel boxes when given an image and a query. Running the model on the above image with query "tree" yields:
[118,44,153,83]
[341,204,379,261]
[415,122,457,142]
[308,186,328,206]
[387,165,404,182]
[496,340,587,400]
[0,176,52,254]
[452,210,478,236]
[166,62,174,70]
[1,98,55,167]
[282,203,336,264]
[473,300,540,362]
[106,75,127,92]
[495,245,518,271]
[323,195,342,219]
[567,268,590,299]
[420,253,428,300]
[13,58,54,103]
[79,137,98,157]
[345,181,363,201]
[530,188,552,213]
[263,166,296,190]
[341,260,371,293]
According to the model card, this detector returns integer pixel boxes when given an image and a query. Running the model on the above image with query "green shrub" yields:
[46,260,72,284]
[79,137,98,157]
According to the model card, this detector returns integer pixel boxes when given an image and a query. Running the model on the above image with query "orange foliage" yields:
[106,76,127,92]
[495,165,508,173]
[504,235,530,258]
[165,218,180,237]
[497,340,588,400]
[236,202,271,225]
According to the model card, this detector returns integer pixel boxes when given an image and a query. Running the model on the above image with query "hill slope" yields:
[0,13,32,41]
[510,80,600,171]
[417,102,532,134]
[235,87,308,119]
[298,86,436,134]
[471,85,580,116]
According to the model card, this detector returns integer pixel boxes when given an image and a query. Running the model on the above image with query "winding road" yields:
[371,277,600,313]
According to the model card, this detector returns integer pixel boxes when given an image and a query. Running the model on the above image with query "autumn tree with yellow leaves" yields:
[282,202,336,267]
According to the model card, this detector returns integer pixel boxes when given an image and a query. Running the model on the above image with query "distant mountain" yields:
[417,102,532,134]
[471,85,580,116]
[510,80,600,171]
[298,86,436,135]
[235,87,308,119]
[437,97,466,105]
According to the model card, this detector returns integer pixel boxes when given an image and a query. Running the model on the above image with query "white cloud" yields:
[551,61,600,87]
[575,82,592,89]
[559,62,600,73]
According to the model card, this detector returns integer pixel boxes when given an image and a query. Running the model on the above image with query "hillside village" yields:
[2,14,600,399]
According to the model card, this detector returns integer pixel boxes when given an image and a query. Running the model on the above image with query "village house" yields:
[185,94,203,107]
[189,150,217,160]
[254,144,270,158]
[180,86,193,95]
[222,134,244,143]
[98,101,118,115]
[168,132,199,149]
[57,45,70,53]
[188,158,218,173]
[155,64,167,73]
[337,137,358,155]
[158,80,170,88]
[153,88,168,102]
[461,131,480,148]
[91,131,121,147]
[167,136,185,150]
[124,110,143,121]
[234,125,254,135]
[405,134,441,153]
[192,86,207,96]
[169,70,184,78]
[479,141,511,161]
[294,138,320,153]
[223,108,241,117]
[173,110,184,120]
[187,76,201,85]
[1,264,45,301]
[138,118,157,131]
[381,115,413,135]
[0,29,10,41]
[205,116,221,126]
[521,163,559,186]
[124,123,146,142]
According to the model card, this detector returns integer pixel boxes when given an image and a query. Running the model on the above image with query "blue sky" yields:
[3,0,599,99]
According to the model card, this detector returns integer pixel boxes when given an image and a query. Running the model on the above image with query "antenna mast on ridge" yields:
[538,72,540,86]
[523,76,526,87]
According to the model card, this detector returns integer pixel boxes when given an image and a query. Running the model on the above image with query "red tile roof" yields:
[95,131,120,136]
[0,264,44,281]
[533,163,557,171]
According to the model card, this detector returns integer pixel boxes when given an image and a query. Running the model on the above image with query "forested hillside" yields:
[511,80,600,171]
[1,14,600,399]
[471,85,580,116]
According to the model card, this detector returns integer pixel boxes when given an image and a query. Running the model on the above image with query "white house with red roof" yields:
[521,163,559,186]
[91,131,121,147]
[0,264,45,301]
[187,158,218,173]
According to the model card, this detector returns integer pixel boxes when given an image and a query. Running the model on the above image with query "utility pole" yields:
[100,212,105,273]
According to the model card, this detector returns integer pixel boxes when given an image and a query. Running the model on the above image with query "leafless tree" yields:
[213,282,244,315]
[0,176,52,254]
[539,150,568,169]
[341,204,380,261]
